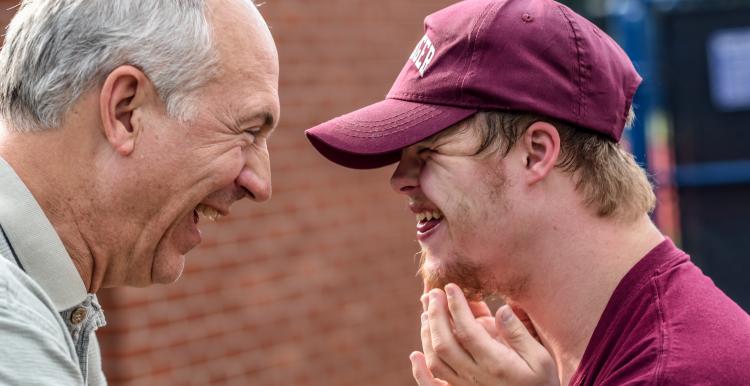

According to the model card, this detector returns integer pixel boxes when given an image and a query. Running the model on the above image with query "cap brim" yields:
[306,99,477,169]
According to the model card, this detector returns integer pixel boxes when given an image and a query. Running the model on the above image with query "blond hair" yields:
[470,110,655,221]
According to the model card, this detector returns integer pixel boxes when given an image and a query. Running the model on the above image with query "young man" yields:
[0,0,278,384]
[306,0,750,385]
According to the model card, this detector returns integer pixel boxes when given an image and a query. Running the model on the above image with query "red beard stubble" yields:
[417,247,531,303]
[418,249,494,301]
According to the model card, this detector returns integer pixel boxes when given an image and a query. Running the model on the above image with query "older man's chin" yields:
[151,253,187,285]
[147,239,189,285]
[145,213,199,285]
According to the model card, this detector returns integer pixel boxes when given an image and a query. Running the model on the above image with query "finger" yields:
[421,293,430,312]
[445,285,528,380]
[421,310,459,381]
[410,351,450,386]
[468,300,492,318]
[475,316,499,339]
[509,303,540,341]
[468,300,498,339]
[444,284,505,360]
[428,289,477,380]
[495,305,553,374]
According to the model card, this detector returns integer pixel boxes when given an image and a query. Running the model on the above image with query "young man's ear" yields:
[521,121,561,185]
[99,65,153,156]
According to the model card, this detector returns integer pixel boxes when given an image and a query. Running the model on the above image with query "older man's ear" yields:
[99,65,153,156]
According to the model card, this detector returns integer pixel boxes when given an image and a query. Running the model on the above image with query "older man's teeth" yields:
[416,211,443,223]
[196,204,221,222]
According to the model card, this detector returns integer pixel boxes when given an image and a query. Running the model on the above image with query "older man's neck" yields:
[0,124,104,293]
[508,213,664,385]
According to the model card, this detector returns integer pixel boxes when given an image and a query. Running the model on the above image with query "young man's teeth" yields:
[196,204,220,222]
[416,211,443,223]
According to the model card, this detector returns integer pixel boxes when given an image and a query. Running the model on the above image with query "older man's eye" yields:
[243,127,261,139]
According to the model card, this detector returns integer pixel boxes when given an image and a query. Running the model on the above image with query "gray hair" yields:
[0,0,221,132]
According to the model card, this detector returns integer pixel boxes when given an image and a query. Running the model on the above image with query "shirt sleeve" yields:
[0,260,84,386]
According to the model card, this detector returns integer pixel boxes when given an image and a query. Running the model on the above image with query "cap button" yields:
[522,13,534,22]
[70,307,87,325]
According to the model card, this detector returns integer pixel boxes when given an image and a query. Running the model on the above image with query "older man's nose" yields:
[236,168,271,202]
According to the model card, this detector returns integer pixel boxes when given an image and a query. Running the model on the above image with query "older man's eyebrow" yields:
[238,111,276,129]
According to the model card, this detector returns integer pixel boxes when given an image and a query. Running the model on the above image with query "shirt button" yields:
[70,307,87,324]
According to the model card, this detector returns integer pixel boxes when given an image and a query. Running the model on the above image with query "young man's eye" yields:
[417,147,434,159]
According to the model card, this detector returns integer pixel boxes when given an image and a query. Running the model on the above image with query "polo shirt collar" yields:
[0,156,88,311]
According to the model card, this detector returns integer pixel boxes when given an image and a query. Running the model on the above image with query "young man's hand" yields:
[410,284,559,386]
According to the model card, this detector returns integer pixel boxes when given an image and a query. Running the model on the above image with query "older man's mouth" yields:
[180,203,226,254]
[194,203,225,223]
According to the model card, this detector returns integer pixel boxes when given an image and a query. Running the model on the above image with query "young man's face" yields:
[390,120,529,299]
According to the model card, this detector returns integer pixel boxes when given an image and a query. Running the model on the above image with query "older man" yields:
[0,0,278,384]
[306,0,750,385]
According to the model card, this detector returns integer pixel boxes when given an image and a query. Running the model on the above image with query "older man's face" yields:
[121,0,280,286]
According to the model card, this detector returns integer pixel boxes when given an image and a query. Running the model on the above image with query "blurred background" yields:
[1,0,748,385]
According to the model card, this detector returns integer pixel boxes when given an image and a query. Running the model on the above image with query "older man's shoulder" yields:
[0,255,85,384]
[0,256,68,338]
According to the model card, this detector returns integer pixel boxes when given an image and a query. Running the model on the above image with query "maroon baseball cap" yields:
[306,0,642,169]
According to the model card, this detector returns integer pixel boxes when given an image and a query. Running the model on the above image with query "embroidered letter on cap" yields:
[409,34,436,77]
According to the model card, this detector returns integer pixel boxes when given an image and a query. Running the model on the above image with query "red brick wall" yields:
[0,1,453,385]
[0,4,13,29]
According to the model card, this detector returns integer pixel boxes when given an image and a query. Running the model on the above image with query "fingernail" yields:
[444,285,454,298]
[429,290,438,301]
[421,312,428,323]
[445,283,459,298]
[500,305,514,323]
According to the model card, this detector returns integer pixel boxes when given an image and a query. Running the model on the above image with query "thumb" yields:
[495,305,552,373]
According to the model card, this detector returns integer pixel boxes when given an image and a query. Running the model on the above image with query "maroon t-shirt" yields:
[570,238,750,385]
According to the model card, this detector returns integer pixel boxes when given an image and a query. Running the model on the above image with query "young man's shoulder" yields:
[573,240,750,385]
[652,248,750,383]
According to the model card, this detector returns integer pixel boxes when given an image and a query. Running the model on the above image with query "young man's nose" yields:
[390,150,421,194]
